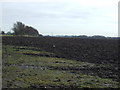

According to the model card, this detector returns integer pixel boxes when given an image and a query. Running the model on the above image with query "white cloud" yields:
[72,0,119,6]
[0,0,63,2]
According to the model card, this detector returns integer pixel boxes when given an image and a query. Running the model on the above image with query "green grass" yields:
[0,35,13,36]
[2,45,120,88]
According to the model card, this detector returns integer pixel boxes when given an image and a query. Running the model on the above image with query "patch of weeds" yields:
[76,74,119,88]
[13,45,55,56]
[95,63,113,67]
[2,45,120,88]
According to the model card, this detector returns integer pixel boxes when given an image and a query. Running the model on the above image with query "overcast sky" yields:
[1,0,119,37]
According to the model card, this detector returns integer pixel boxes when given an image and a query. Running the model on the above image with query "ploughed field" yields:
[2,36,119,88]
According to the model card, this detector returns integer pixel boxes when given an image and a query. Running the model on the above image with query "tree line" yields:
[1,21,42,36]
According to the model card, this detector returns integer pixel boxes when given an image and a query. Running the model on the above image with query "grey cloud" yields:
[2,2,117,37]
[2,2,93,21]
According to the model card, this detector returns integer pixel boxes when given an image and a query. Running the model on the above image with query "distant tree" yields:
[6,31,13,35]
[78,35,88,38]
[92,35,106,38]
[39,34,43,37]
[1,31,5,35]
[12,21,39,36]
[25,26,39,36]
[12,22,25,35]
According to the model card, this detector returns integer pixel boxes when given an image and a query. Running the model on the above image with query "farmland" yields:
[2,36,119,88]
